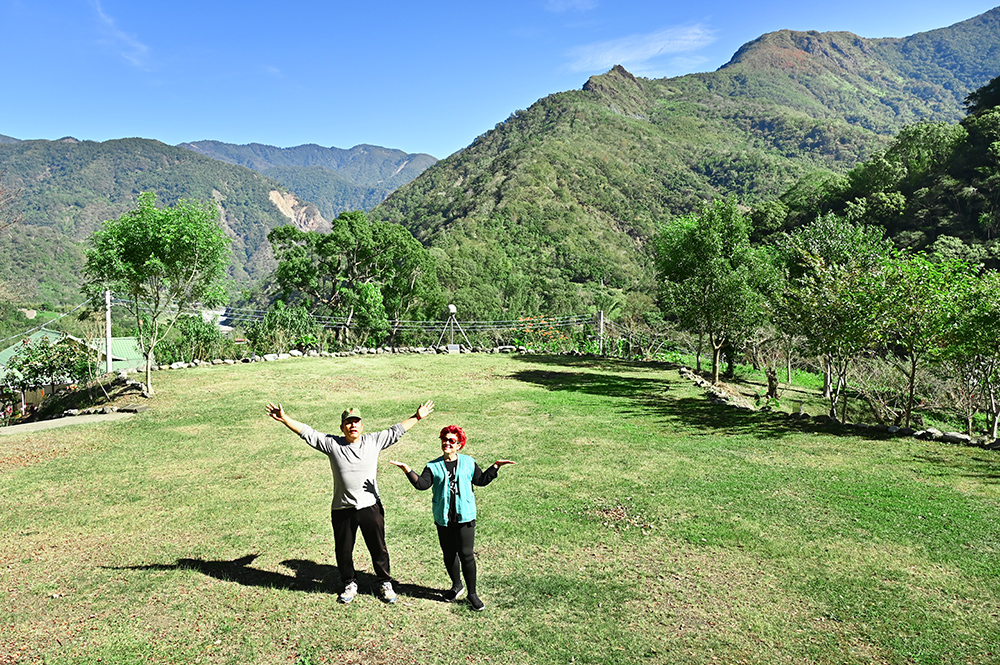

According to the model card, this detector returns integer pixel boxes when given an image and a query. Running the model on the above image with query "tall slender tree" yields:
[654,197,776,384]
[84,192,231,394]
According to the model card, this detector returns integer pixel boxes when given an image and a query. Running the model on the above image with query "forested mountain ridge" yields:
[3,9,999,317]
[178,140,437,219]
[371,8,1000,319]
[0,137,328,304]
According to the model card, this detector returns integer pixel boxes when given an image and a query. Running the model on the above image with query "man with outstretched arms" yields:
[266,400,434,604]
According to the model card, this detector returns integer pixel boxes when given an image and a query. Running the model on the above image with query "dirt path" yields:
[0,412,137,436]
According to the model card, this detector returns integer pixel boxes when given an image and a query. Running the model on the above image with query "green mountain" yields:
[178,141,437,219]
[0,137,328,305]
[371,8,1000,319]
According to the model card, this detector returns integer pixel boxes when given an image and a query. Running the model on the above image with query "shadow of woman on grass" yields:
[108,554,441,600]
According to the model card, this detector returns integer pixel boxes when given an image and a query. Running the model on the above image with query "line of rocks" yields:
[146,344,532,370]
[678,366,1000,452]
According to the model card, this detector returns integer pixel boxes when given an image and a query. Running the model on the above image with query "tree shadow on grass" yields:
[508,360,881,441]
[911,452,1000,483]
[511,353,679,373]
[107,554,441,600]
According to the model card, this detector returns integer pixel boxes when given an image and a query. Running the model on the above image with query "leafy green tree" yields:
[351,282,390,346]
[654,197,776,384]
[882,123,967,187]
[964,73,1000,117]
[268,210,441,344]
[776,215,891,416]
[926,235,989,265]
[942,269,1000,438]
[156,314,235,363]
[749,199,789,241]
[855,252,976,427]
[3,337,98,398]
[83,192,231,394]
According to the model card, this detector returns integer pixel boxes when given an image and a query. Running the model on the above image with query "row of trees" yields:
[655,198,1000,437]
[73,184,999,440]
[766,92,1000,257]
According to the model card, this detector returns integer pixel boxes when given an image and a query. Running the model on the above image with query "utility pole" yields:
[105,289,113,374]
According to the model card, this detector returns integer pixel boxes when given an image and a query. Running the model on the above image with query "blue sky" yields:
[1,1,998,159]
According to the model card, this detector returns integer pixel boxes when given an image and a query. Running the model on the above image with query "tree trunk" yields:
[144,349,155,396]
[710,334,722,384]
[696,331,703,373]
[766,367,779,399]
[989,386,999,439]
[904,355,918,429]
[841,382,849,423]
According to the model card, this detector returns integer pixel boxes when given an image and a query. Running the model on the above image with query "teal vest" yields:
[428,454,477,526]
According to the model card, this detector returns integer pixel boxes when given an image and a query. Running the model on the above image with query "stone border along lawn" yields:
[33,346,1000,452]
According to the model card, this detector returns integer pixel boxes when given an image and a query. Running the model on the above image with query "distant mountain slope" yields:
[371,8,1000,319]
[0,137,327,304]
[179,141,437,218]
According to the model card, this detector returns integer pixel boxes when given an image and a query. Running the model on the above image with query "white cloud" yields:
[546,0,598,12]
[566,23,716,73]
[91,0,150,68]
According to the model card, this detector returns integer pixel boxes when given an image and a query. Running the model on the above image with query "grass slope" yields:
[2,354,998,664]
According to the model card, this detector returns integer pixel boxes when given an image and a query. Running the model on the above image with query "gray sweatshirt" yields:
[298,423,405,510]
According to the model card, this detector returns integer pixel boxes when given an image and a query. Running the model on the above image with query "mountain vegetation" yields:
[0,137,326,304]
[179,140,436,219]
[768,77,1000,263]
[371,8,1000,319]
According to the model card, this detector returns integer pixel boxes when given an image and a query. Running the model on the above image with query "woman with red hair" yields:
[390,425,514,611]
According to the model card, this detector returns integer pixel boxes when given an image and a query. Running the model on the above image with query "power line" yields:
[0,301,89,345]
[109,298,596,333]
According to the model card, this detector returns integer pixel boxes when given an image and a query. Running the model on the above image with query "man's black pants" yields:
[331,502,390,584]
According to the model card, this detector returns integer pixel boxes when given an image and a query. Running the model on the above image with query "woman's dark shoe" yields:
[443,585,465,602]
[467,593,485,611]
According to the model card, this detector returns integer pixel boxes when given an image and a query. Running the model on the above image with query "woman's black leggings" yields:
[436,520,477,594]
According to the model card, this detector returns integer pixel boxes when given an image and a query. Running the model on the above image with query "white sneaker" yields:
[380,581,397,604]
[338,581,358,604]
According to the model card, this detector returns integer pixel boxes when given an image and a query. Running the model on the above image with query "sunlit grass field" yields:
[2,353,998,664]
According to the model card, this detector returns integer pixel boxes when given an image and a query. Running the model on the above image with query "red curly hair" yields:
[439,425,467,449]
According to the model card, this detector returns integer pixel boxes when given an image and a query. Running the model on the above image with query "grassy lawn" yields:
[1,353,998,664]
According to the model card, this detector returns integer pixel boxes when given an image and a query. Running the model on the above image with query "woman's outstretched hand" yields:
[388,460,412,473]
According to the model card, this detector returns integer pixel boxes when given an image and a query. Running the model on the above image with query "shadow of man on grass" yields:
[109,554,441,600]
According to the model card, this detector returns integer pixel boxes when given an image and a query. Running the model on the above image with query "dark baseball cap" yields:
[341,408,362,424]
